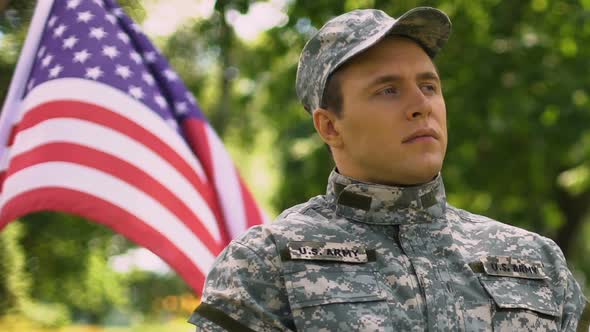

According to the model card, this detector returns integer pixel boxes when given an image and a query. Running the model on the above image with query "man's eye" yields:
[379,87,398,95]
[421,84,437,94]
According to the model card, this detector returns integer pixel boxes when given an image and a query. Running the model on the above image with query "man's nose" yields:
[405,87,432,120]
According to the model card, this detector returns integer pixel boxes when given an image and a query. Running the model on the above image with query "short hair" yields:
[318,70,344,155]
[319,70,343,117]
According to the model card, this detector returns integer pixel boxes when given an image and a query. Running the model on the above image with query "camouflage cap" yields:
[296,7,452,113]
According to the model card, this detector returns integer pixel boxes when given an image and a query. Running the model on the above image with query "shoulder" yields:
[217,195,332,264]
[240,194,344,242]
[447,204,551,241]
[199,195,337,307]
[446,205,567,269]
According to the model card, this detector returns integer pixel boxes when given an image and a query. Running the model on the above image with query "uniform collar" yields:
[326,169,447,225]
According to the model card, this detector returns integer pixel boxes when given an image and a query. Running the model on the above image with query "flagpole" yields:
[0,0,55,149]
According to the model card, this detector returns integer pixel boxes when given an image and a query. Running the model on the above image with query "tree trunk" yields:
[210,2,234,137]
[0,0,10,13]
[554,187,590,259]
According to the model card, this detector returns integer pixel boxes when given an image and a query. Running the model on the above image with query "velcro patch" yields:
[285,241,369,263]
[480,256,547,280]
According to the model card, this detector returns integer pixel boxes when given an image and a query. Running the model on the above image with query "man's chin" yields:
[401,162,443,185]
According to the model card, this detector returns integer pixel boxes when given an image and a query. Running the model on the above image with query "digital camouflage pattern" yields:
[295,7,451,113]
[189,170,588,331]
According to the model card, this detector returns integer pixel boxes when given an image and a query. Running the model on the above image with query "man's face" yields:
[330,36,447,186]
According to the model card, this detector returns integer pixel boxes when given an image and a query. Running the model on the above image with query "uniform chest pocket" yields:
[283,265,392,332]
[479,276,560,332]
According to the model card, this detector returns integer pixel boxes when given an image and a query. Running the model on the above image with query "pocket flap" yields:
[285,269,386,309]
[480,276,559,317]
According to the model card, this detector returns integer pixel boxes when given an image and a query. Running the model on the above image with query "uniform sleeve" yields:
[562,269,589,332]
[542,237,589,332]
[188,233,295,332]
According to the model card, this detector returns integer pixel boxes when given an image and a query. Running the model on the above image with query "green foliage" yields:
[124,270,191,315]
[21,302,71,328]
[17,213,131,322]
[69,248,128,318]
[0,222,30,314]
[0,314,189,331]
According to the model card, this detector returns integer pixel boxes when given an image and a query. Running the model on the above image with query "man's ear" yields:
[312,108,343,149]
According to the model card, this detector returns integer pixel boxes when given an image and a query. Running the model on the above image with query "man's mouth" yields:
[402,128,438,143]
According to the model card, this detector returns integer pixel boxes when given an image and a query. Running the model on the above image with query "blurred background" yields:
[0,0,589,330]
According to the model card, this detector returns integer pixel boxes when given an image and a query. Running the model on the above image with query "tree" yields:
[0,222,29,315]
[171,0,590,282]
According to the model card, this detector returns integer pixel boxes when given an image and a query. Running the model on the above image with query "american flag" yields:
[0,0,266,293]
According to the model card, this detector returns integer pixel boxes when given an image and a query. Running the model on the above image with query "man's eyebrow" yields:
[416,71,440,81]
[366,71,440,88]
[367,74,402,88]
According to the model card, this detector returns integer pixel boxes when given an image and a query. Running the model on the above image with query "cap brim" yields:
[388,7,451,58]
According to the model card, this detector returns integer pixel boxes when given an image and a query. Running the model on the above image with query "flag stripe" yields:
[182,119,230,244]
[18,99,219,214]
[6,142,221,254]
[6,125,17,147]
[0,186,205,293]
[11,115,222,243]
[15,99,222,239]
[16,79,207,181]
[0,162,216,274]
[0,147,10,172]
[206,124,248,239]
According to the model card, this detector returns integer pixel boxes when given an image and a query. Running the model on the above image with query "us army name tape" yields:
[286,241,369,263]
[480,256,547,279]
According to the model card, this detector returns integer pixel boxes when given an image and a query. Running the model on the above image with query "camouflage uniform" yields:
[189,7,589,331]
[189,170,589,331]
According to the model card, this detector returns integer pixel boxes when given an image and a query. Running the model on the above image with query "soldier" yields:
[189,7,589,332]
